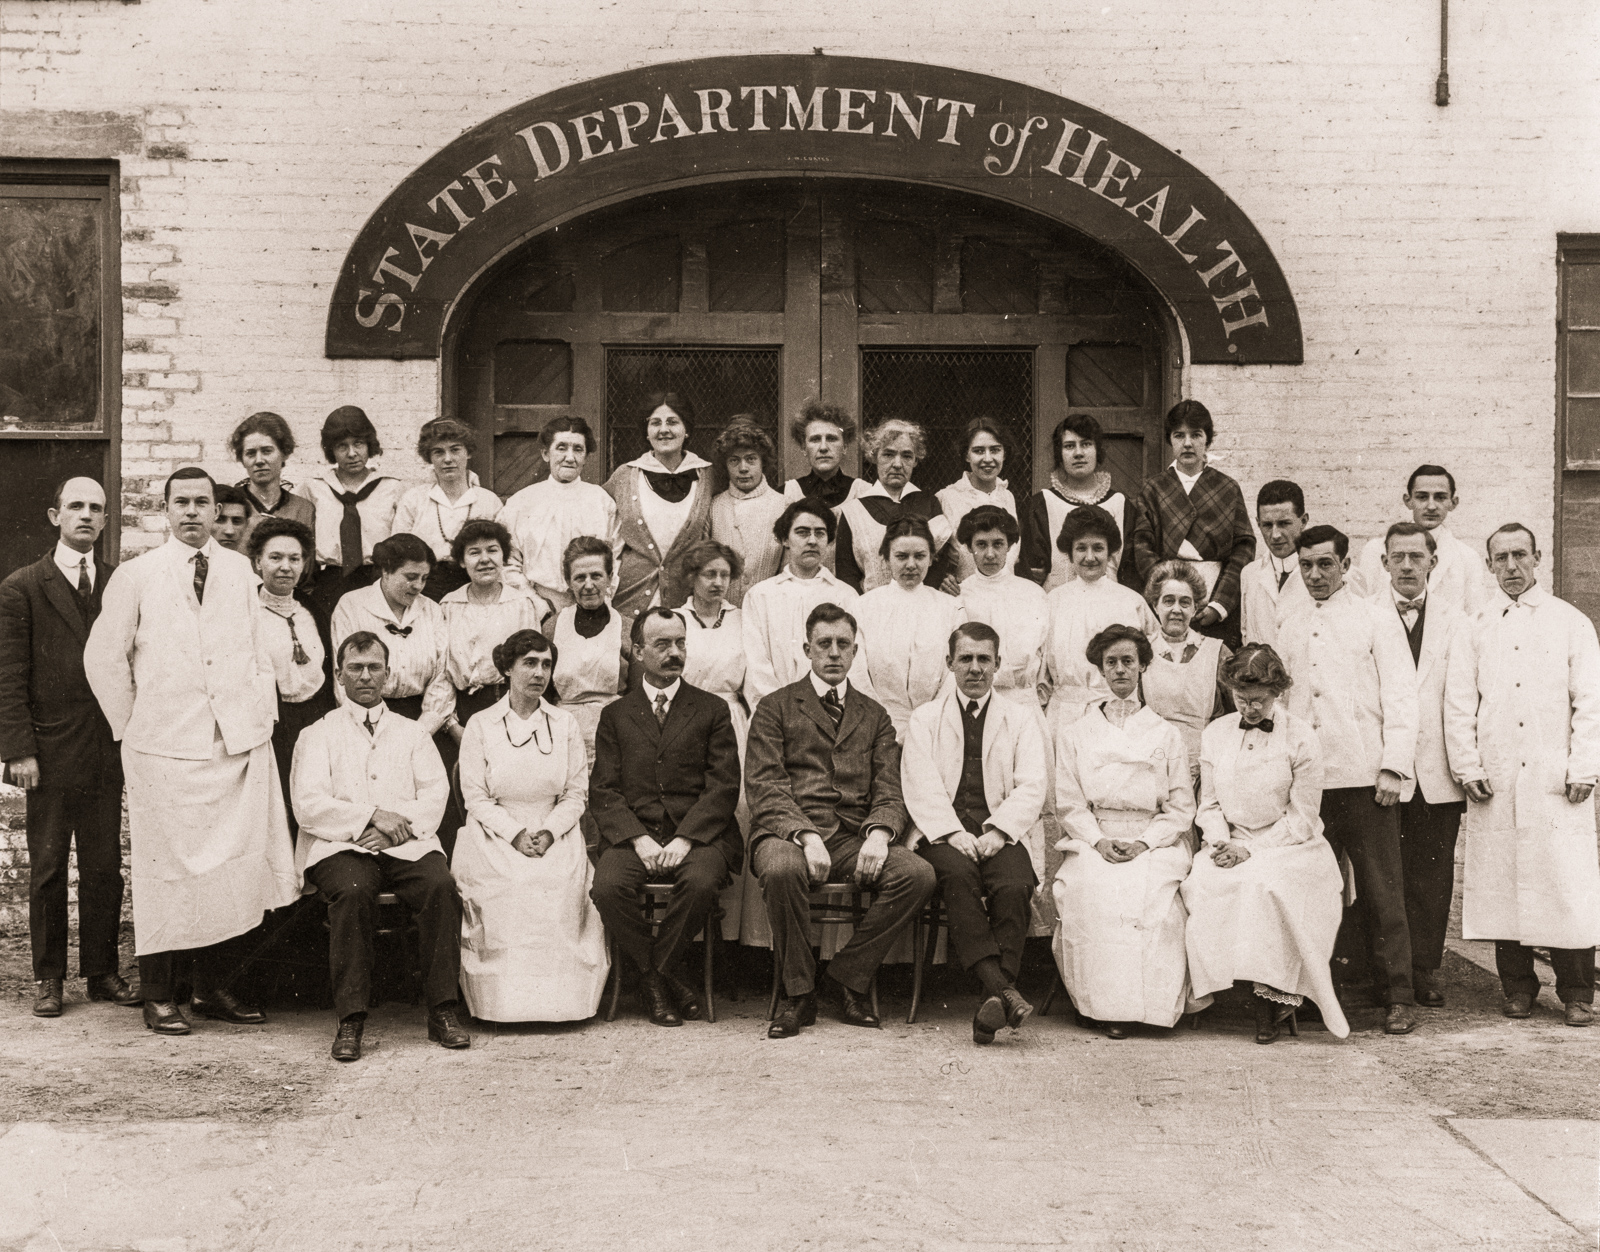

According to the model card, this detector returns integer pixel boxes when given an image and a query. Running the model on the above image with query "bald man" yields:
[0,477,138,1018]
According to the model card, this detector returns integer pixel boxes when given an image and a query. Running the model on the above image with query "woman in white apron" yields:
[676,540,757,943]
[955,504,1049,711]
[855,519,964,741]
[1042,505,1157,743]
[1141,559,1231,790]
[549,537,628,767]
[835,418,955,594]
[1053,625,1196,1037]
[1184,644,1351,1042]
[500,416,620,612]
[455,628,609,1022]
[937,419,1018,586]
[1019,414,1134,593]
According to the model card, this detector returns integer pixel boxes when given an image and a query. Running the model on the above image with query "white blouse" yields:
[392,477,505,561]
[301,466,406,569]
[329,582,454,734]
[258,590,326,704]
[937,476,1018,582]
[855,582,963,738]
[710,482,789,606]
[441,581,554,691]
[1055,702,1195,850]
[501,477,621,599]
[1196,712,1325,849]
[958,569,1048,703]
[1043,576,1158,712]
[629,451,713,558]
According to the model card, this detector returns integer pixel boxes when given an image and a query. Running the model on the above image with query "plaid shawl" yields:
[1131,466,1256,616]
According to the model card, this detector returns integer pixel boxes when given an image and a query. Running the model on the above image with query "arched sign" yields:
[327,54,1303,365]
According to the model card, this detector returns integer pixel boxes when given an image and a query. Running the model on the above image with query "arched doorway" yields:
[443,178,1178,501]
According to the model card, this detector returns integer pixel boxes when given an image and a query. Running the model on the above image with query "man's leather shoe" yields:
[331,1017,364,1061]
[661,968,703,1021]
[641,975,682,1027]
[87,973,142,1006]
[1384,1004,1416,1035]
[836,982,880,1029]
[191,988,266,1025]
[769,994,817,1039]
[973,995,1006,1044]
[1418,988,1445,1008]
[427,1003,471,1048]
[1001,987,1033,1031]
[33,979,63,1017]
[143,1000,191,1035]
[1564,1001,1593,1027]
[1503,993,1535,1019]
[1413,969,1443,1008]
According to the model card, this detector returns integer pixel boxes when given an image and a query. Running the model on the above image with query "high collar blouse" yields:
[257,588,326,703]
[329,581,454,734]
[440,580,553,691]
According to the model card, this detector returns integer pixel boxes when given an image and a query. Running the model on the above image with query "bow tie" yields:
[1398,599,1424,612]
[641,468,698,503]
[385,623,413,637]
[1244,718,1275,734]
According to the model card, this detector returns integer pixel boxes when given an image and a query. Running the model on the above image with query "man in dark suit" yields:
[746,601,936,1038]
[0,477,139,1017]
[589,607,741,1027]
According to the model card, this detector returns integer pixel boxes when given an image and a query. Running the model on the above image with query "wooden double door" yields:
[447,178,1176,501]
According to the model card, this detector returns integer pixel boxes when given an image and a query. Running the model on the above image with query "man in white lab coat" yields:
[1239,479,1311,650]
[1380,522,1468,1008]
[1349,464,1488,615]
[1444,523,1600,1027]
[1279,524,1420,1034]
[84,467,297,1035]
[902,622,1047,1044]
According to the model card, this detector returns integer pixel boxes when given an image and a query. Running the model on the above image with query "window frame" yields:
[1555,233,1600,601]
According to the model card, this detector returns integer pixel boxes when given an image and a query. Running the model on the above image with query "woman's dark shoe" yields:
[1252,993,1280,1044]
[87,973,142,1006]
[1103,1022,1130,1040]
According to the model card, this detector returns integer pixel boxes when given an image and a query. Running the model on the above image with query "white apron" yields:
[1041,489,1128,592]
[551,605,624,767]
[1142,632,1222,783]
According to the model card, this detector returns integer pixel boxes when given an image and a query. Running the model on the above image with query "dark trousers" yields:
[590,843,729,976]
[1398,795,1464,973]
[138,933,249,1004]
[918,839,1037,981]
[753,833,937,997]
[27,781,125,981]
[1495,942,1596,1005]
[1320,786,1414,1005]
[306,849,462,1021]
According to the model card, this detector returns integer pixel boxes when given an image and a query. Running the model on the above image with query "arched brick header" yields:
[326,54,1302,366]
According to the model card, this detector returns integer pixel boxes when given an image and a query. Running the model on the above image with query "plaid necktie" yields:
[822,687,844,730]
[192,550,208,605]
[654,692,669,726]
[76,557,91,598]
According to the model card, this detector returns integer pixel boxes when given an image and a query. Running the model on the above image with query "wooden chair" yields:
[766,883,926,1024]
[603,887,722,1023]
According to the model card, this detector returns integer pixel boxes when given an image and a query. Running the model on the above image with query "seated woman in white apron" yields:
[855,519,965,742]
[676,540,758,945]
[1018,414,1134,593]
[1141,559,1232,795]
[549,536,628,768]
[1183,644,1350,1043]
[1053,624,1196,1038]
[937,419,1019,586]
[835,418,955,594]
[455,628,609,1022]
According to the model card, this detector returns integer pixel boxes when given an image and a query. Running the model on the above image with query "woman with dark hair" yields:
[1053,624,1196,1038]
[782,398,868,514]
[392,418,504,602]
[1183,644,1350,1042]
[549,536,629,766]
[855,518,963,740]
[453,628,608,1022]
[1142,559,1233,785]
[1130,399,1256,652]
[247,516,334,834]
[441,518,553,736]
[1019,413,1134,593]
[836,417,956,594]
[937,418,1018,584]
[302,405,405,617]
[229,411,316,552]
[603,391,713,621]
[501,416,619,611]
[1042,505,1157,740]
[709,419,787,604]
[956,505,1049,711]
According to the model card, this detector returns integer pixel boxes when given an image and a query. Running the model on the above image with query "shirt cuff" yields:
[1208,601,1228,621]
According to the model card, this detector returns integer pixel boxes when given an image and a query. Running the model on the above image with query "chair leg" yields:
[604,936,621,1023]
[1287,1009,1299,1038]
[906,910,928,1025]
[869,973,880,1023]
[768,960,781,1021]
[702,923,717,1025]
[1039,967,1061,1017]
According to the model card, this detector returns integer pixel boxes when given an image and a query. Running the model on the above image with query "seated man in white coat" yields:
[1349,464,1488,614]
[291,630,469,1061]
[903,622,1047,1044]
[1445,523,1600,1027]
[1279,525,1420,1035]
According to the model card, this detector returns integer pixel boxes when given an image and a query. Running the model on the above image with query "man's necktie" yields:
[966,699,981,719]
[385,622,413,638]
[822,687,844,731]
[1277,569,1291,591]
[192,550,208,605]
[364,714,376,738]
[334,478,383,573]
[654,692,669,726]
[76,557,91,598]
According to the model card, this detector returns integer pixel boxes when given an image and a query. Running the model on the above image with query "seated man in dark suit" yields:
[590,607,742,1027]
[746,602,936,1037]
